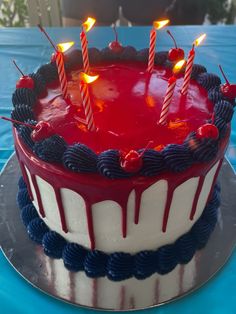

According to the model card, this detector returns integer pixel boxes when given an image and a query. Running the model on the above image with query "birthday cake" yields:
[11,31,235,281]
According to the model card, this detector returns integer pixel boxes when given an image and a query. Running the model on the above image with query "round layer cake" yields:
[12,46,235,280]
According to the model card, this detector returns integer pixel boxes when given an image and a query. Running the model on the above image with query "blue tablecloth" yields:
[0,26,236,313]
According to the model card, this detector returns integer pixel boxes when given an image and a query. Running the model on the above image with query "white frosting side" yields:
[24,162,219,253]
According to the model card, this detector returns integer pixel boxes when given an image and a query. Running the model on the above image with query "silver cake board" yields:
[0,154,236,311]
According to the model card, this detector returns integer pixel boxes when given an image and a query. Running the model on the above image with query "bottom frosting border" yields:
[17,176,220,282]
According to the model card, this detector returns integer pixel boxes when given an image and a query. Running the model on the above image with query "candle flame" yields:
[57,41,74,53]
[83,17,96,32]
[173,59,186,74]
[194,33,206,47]
[79,72,99,84]
[153,19,170,30]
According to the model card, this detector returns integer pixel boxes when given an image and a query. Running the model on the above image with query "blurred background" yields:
[1,0,236,27]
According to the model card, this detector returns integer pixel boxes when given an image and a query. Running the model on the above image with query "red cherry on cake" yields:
[120,150,143,173]
[16,76,34,89]
[219,65,236,99]
[13,60,34,89]
[109,25,124,53]
[31,121,53,142]
[167,30,185,62]
[168,48,185,62]
[196,124,219,140]
[220,83,236,99]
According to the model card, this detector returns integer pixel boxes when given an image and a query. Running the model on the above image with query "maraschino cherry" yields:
[13,60,34,89]
[120,141,154,173]
[0,116,53,142]
[219,65,236,99]
[196,123,219,140]
[167,30,185,62]
[109,25,124,53]
[31,121,53,142]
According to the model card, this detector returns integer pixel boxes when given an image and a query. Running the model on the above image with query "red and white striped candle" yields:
[147,19,169,73]
[159,59,185,125]
[80,17,96,74]
[159,76,177,125]
[181,48,195,96]
[80,30,89,74]
[79,72,99,132]
[55,50,68,98]
[56,42,74,99]
[181,34,206,95]
[147,28,157,73]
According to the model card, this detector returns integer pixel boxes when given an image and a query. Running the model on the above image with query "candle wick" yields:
[12,60,25,77]
[37,24,57,52]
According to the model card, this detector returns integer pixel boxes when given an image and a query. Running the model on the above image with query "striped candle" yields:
[181,34,206,95]
[147,28,157,73]
[55,51,68,99]
[80,30,90,74]
[159,59,185,125]
[147,19,169,73]
[181,48,195,96]
[79,82,96,131]
[159,76,176,125]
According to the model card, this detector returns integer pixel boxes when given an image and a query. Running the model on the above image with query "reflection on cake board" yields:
[0,154,236,311]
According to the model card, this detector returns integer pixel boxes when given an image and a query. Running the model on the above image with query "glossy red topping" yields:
[120,150,143,173]
[31,121,53,142]
[196,124,219,140]
[36,62,213,152]
[16,76,34,89]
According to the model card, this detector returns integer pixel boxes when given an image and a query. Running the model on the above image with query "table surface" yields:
[0,26,236,313]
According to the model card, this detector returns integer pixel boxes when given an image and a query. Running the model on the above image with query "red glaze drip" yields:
[120,285,126,310]
[206,158,223,204]
[189,176,205,220]
[54,187,68,233]
[18,159,34,201]
[85,202,95,250]
[162,182,175,232]
[154,278,160,304]
[92,279,98,308]
[31,174,45,217]
[36,63,213,152]
[134,187,143,224]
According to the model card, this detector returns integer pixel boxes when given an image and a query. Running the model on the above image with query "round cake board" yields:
[0,154,236,311]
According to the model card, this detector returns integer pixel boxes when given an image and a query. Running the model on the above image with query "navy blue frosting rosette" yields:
[12,47,234,179]
[17,176,220,281]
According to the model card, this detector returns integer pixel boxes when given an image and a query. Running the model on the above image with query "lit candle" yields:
[79,72,99,131]
[159,59,185,125]
[181,34,206,96]
[56,42,74,99]
[148,19,169,73]
[80,17,96,74]
[37,25,74,100]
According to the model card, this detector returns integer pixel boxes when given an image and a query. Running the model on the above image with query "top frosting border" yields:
[11,47,235,179]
